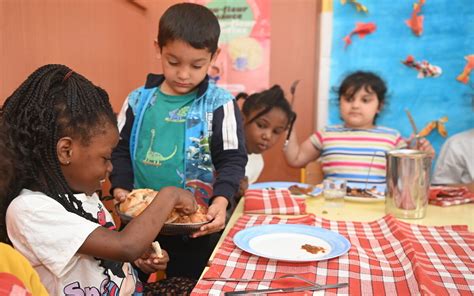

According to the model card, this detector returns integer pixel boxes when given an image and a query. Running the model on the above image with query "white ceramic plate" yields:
[234,224,351,262]
[248,181,322,198]
[344,182,385,203]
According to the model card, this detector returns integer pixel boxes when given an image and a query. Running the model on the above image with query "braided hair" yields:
[0,118,15,242]
[0,64,120,277]
[239,85,295,127]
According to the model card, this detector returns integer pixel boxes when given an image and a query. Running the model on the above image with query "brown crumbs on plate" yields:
[301,244,326,254]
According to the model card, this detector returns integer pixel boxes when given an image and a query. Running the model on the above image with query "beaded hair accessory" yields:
[63,70,74,82]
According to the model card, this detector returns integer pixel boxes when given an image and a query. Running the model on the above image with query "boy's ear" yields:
[154,39,162,59]
[211,48,221,63]
[57,137,74,165]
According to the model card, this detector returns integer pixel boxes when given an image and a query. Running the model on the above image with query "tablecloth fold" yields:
[243,189,306,215]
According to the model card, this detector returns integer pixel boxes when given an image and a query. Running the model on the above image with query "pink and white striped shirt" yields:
[310,125,406,184]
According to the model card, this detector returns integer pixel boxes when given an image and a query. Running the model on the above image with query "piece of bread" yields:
[119,189,157,217]
[152,241,163,258]
[165,204,208,224]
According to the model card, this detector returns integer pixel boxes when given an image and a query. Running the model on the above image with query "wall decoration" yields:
[343,22,376,48]
[456,54,474,84]
[405,0,425,36]
[340,0,368,13]
[192,0,270,95]
[326,0,474,167]
[418,116,449,138]
[402,55,442,78]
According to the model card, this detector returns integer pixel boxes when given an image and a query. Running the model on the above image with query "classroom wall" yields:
[0,0,320,184]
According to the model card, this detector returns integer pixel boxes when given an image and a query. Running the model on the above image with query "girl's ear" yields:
[377,102,384,113]
[241,112,248,124]
[57,137,74,165]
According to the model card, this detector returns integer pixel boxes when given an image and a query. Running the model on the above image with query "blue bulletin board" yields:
[328,0,474,166]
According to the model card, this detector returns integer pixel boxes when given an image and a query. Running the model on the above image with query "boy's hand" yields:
[113,188,130,203]
[134,248,169,274]
[237,177,249,198]
[191,196,227,238]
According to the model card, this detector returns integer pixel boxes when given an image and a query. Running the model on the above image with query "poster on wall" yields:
[192,0,270,94]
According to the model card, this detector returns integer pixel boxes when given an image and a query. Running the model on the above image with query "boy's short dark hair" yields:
[157,3,220,55]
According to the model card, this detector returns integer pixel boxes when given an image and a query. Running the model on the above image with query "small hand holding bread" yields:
[119,189,157,217]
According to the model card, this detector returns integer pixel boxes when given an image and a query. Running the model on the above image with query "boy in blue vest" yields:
[110,3,247,281]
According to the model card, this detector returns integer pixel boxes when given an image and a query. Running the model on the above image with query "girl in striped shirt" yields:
[284,71,434,184]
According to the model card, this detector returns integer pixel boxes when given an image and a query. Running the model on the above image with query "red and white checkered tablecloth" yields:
[244,189,306,215]
[429,186,474,207]
[191,214,474,296]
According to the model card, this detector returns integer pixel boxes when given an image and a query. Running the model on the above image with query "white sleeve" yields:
[432,138,463,184]
[6,194,100,277]
[246,154,264,184]
[117,96,130,132]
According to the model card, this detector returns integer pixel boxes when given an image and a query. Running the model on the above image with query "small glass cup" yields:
[323,179,347,208]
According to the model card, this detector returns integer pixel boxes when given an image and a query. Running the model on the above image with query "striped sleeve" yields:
[395,134,407,149]
[310,130,324,150]
[222,101,238,150]
[210,100,247,200]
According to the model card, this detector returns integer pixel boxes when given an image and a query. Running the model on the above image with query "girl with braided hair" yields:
[0,64,197,295]
[235,85,295,195]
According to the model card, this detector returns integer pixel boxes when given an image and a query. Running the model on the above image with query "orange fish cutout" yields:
[402,55,442,78]
[341,0,368,13]
[405,0,425,36]
[456,55,474,84]
[343,22,377,48]
[418,116,448,138]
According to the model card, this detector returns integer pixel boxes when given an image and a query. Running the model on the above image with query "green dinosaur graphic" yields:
[142,129,177,166]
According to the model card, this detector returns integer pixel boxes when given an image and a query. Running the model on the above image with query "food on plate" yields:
[288,184,315,195]
[301,244,326,254]
[346,186,381,198]
[165,204,208,224]
[119,188,157,217]
[152,241,163,258]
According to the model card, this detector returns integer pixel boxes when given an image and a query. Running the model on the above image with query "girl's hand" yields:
[113,188,130,203]
[417,137,435,158]
[406,135,435,158]
[134,248,169,274]
[171,187,198,216]
[191,196,228,238]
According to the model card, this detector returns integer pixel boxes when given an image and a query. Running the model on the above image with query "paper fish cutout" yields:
[418,116,448,138]
[343,22,376,48]
[341,0,368,13]
[456,55,474,84]
[402,55,442,78]
[405,0,425,36]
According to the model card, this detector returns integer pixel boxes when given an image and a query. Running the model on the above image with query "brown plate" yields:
[115,204,211,235]
[160,221,211,236]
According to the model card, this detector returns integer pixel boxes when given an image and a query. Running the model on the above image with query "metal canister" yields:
[385,149,432,219]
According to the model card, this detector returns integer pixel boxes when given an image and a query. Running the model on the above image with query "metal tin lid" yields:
[386,149,428,158]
